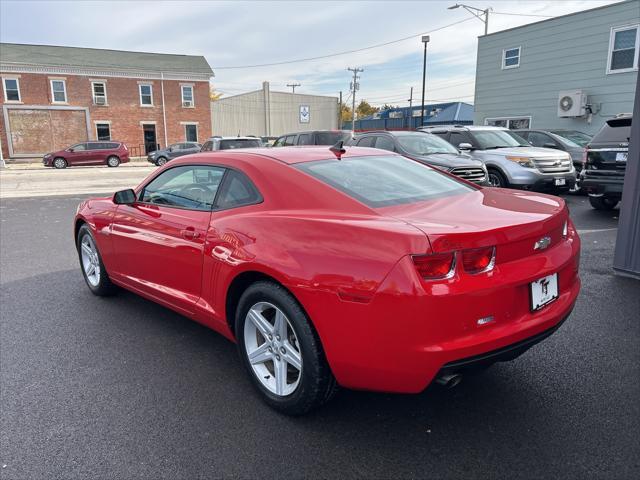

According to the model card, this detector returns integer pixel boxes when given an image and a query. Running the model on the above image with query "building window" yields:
[184,124,198,142]
[92,82,107,105]
[181,85,194,107]
[3,77,21,102]
[139,84,153,106]
[608,25,639,74]
[96,123,111,141]
[502,47,520,69]
[50,79,67,103]
[485,116,531,129]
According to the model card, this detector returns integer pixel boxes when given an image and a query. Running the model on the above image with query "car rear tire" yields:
[77,224,117,296]
[487,168,507,188]
[235,281,337,415]
[53,157,67,169]
[107,156,120,167]
[156,157,168,166]
[589,196,618,210]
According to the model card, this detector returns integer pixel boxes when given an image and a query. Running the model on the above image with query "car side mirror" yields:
[68,148,74,152]
[113,189,136,205]
[543,142,559,149]
[458,142,473,150]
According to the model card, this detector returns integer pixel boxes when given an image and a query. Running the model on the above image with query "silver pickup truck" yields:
[420,125,576,192]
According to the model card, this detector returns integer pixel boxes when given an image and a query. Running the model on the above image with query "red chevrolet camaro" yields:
[74,146,581,414]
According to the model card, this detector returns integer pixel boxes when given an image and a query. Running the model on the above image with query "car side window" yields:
[216,169,262,209]
[375,136,395,151]
[140,165,225,211]
[297,134,313,145]
[284,135,296,146]
[356,136,376,147]
[527,132,554,148]
[72,143,87,151]
[273,137,286,147]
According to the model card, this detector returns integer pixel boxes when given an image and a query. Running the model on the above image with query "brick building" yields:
[0,43,213,160]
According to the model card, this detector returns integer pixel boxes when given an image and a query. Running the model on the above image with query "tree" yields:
[341,104,353,122]
[356,100,379,119]
[380,103,400,111]
[209,85,223,101]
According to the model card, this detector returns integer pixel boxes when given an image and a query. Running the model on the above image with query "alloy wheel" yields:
[243,302,303,397]
[107,156,120,167]
[80,234,101,287]
[157,157,167,166]
[488,172,503,187]
[54,158,66,169]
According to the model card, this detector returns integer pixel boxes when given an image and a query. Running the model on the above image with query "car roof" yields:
[278,130,350,137]
[357,130,427,136]
[423,125,507,131]
[206,136,261,141]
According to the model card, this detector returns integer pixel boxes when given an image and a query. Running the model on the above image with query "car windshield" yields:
[397,134,458,155]
[296,155,473,208]
[219,139,262,150]
[315,132,351,145]
[549,130,591,147]
[473,130,529,149]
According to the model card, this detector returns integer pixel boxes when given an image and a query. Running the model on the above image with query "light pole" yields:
[420,35,429,128]
[448,3,491,35]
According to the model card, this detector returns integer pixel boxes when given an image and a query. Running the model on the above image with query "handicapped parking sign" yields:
[299,105,310,123]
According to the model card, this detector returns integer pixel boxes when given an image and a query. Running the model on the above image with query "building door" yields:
[143,124,157,154]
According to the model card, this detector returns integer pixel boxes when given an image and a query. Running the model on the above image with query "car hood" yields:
[378,188,567,253]
[408,152,483,169]
[483,146,568,158]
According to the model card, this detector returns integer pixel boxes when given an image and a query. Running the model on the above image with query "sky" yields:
[0,0,620,107]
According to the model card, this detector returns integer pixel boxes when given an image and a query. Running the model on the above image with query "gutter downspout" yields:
[161,72,168,148]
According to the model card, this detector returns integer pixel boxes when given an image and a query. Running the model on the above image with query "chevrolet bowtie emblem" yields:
[534,236,551,251]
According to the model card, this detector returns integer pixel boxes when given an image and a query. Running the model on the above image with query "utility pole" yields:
[408,86,413,129]
[448,4,491,35]
[420,36,430,128]
[348,67,363,135]
[286,83,301,93]
[339,91,343,129]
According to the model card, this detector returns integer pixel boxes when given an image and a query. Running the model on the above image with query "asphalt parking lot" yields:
[1,192,639,479]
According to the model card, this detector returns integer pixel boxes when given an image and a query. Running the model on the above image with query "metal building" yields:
[211,82,339,137]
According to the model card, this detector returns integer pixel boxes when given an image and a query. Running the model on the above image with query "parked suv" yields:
[273,130,351,147]
[581,114,632,210]
[147,142,201,166]
[347,130,488,185]
[515,129,591,191]
[422,125,576,192]
[43,141,129,169]
[200,137,263,151]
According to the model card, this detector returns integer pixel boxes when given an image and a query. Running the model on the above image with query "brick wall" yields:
[0,72,211,158]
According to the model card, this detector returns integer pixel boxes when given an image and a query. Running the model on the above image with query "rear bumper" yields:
[293,229,581,393]
[581,173,624,199]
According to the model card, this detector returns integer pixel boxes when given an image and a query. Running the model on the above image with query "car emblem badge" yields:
[534,236,551,251]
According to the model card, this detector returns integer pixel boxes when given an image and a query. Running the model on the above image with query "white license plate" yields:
[616,152,628,162]
[554,178,566,186]
[530,273,558,311]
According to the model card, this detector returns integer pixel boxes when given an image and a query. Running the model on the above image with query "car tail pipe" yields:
[435,373,462,389]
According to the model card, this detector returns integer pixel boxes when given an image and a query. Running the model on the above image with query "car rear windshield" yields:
[315,132,351,145]
[549,130,591,147]
[219,139,262,150]
[591,118,632,144]
[296,155,473,208]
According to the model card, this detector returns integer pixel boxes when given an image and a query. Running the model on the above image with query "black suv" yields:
[347,130,488,185]
[273,130,351,147]
[581,114,632,210]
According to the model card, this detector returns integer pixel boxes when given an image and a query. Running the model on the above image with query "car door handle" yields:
[180,228,199,240]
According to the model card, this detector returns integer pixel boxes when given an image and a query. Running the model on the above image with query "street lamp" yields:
[448,3,491,35]
[420,35,430,128]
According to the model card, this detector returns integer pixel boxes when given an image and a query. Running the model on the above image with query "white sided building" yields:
[211,82,339,137]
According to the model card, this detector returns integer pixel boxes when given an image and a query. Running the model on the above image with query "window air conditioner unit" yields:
[557,90,587,118]
[94,96,106,105]
[183,101,193,107]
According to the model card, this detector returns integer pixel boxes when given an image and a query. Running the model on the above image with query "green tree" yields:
[356,100,379,119]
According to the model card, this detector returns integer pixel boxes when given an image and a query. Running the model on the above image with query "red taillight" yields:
[462,246,495,274]
[412,252,455,280]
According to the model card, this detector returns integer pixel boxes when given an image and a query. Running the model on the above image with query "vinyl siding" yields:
[474,0,639,134]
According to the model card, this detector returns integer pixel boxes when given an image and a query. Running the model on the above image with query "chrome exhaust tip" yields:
[435,374,462,389]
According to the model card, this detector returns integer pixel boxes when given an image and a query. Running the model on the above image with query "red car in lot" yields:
[74,146,581,414]
[44,141,129,168]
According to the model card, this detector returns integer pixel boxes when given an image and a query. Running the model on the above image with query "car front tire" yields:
[589,196,618,210]
[235,281,337,415]
[107,156,120,167]
[77,224,117,296]
[487,168,507,188]
[53,157,67,169]
[156,157,168,166]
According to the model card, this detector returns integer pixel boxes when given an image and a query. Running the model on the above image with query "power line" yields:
[213,17,474,70]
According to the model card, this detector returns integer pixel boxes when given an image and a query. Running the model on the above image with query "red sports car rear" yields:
[74,147,580,414]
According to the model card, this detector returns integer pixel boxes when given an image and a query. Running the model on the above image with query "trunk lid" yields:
[378,189,567,262]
